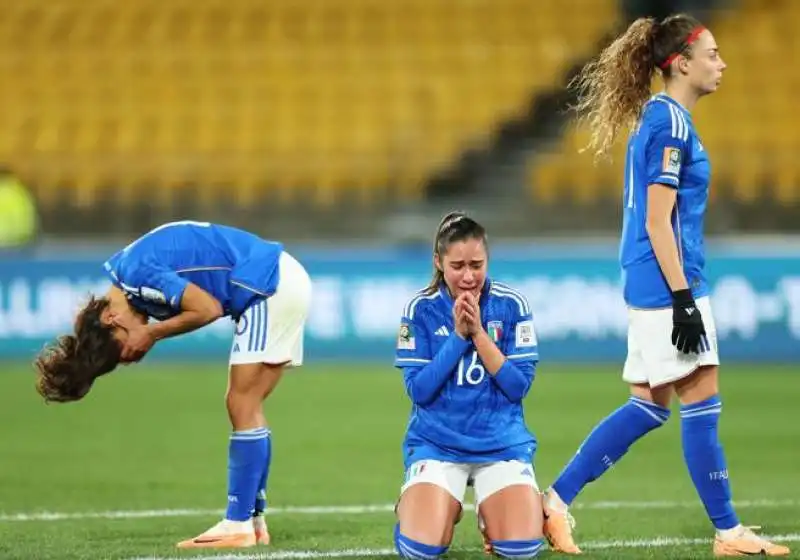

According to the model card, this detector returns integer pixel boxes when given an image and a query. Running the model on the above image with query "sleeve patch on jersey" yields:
[140,286,167,304]
[662,147,682,175]
[397,322,416,350]
[515,320,537,348]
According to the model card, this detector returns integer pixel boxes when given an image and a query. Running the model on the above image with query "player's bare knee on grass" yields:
[479,485,543,541]
[674,365,719,405]
[396,483,460,546]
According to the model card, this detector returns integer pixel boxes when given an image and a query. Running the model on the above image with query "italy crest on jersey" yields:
[487,321,503,343]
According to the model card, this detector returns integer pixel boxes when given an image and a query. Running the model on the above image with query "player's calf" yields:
[551,396,670,505]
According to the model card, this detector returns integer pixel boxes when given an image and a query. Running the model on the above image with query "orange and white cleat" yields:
[176,519,257,549]
[542,489,582,555]
[253,514,271,545]
[713,525,790,557]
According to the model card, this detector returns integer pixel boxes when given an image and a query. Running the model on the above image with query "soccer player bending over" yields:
[34,220,312,549]
[540,14,788,557]
[393,212,545,559]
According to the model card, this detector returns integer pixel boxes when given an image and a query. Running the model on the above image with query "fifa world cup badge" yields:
[397,322,415,350]
[663,147,682,175]
[487,321,503,343]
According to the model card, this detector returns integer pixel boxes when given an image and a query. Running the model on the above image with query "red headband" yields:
[659,26,706,69]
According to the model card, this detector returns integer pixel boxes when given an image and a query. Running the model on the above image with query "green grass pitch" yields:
[0,362,797,559]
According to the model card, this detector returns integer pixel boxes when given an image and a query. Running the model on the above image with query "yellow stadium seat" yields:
[0,0,621,212]
[529,0,800,206]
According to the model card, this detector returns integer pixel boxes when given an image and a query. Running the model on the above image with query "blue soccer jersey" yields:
[103,221,284,320]
[619,93,711,308]
[394,280,539,467]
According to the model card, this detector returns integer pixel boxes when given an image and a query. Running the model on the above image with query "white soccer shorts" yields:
[623,295,720,387]
[229,251,312,367]
[400,459,540,506]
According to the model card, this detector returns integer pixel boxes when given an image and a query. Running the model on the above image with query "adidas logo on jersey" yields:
[434,326,450,336]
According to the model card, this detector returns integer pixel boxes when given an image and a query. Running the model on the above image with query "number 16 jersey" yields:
[394,280,539,466]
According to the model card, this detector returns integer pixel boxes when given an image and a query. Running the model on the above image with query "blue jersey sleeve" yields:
[646,104,691,188]
[491,303,539,403]
[137,267,189,309]
[505,312,539,363]
[394,297,471,406]
[115,260,189,310]
[394,312,432,368]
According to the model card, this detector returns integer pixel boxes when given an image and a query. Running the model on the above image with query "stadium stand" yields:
[0,0,617,211]
[528,0,800,205]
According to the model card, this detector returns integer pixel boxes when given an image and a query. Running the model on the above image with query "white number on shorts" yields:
[456,351,486,386]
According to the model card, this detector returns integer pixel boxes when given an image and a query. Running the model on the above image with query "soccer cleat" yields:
[542,490,582,554]
[253,514,271,545]
[713,525,790,557]
[176,519,257,549]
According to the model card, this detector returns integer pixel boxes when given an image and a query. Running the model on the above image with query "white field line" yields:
[581,533,800,550]
[129,550,396,560]
[126,534,800,560]
[1,498,796,522]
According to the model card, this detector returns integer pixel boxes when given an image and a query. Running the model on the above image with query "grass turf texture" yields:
[0,363,797,559]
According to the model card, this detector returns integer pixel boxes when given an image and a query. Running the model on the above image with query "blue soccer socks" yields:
[553,397,670,505]
[681,395,739,530]
[225,427,270,521]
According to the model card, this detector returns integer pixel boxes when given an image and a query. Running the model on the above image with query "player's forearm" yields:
[491,361,536,403]
[147,309,222,341]
[405,333,471,405]
[473,329,533,402]
[646,221,689,292]
[472,330,506,374]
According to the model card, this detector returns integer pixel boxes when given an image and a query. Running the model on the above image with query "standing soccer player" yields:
[34,220,312,549]
[393,212,546,559]
[540,14,789,557]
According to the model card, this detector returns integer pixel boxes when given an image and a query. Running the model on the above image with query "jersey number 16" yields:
[456,351,485,386]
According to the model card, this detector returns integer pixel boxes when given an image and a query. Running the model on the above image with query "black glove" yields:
[671,289,706,354]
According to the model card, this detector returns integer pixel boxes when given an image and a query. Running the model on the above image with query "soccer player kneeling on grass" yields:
[393,212,545,559]
[33,220,312,549]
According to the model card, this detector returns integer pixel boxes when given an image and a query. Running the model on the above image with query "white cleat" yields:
[543,489,582,554]
[176,518,257,549]
[253,514,271,545]
[714,525,790,556]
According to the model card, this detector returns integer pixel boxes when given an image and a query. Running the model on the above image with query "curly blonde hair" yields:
[570,14,704,159]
